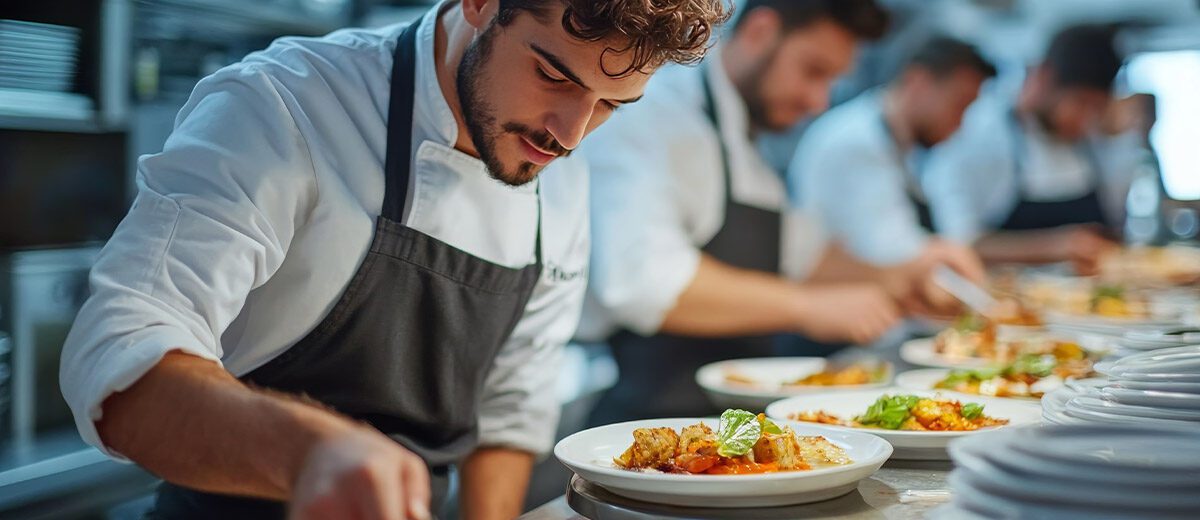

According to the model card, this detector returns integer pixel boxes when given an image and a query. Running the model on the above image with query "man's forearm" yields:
[459,447,534,520]
[658,254,805,337]
[97,350,349,500]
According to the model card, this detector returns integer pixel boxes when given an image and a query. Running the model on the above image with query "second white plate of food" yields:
[765,389,1041,460]
[899,338,992,369]
[554,416,892,508]
[696,357,891,410]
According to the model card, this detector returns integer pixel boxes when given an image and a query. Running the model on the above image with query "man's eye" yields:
[601,100,620,112]
[537,66,568,84]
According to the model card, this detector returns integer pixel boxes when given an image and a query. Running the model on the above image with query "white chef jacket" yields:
[59,5,589,459]
[923,89,1136,243]
[791,89,932,266]
[575,50,828,341]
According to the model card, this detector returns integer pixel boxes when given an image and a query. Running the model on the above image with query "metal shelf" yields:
[142,0,351,36]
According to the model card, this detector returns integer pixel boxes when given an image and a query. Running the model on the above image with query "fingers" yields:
[348,462,403,520]
[400,453,432,520]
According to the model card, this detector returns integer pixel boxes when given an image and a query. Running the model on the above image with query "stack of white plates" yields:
[0,19,80,92]
[931,425,1200,519]
[1118,328,1200,351]
[1041,345,1200,429]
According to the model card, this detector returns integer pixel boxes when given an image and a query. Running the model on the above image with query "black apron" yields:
[149,16,543,519]
[587,69,783,425]
[878,108,936,233]
[998,110,1108,231]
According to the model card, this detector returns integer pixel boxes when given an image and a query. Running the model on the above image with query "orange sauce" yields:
[704,461,780,475]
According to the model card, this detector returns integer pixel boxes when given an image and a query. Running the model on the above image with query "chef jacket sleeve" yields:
[59,64,318,459]
[793,133,929,265]
[577,106,705,336]
[474,161,590,456]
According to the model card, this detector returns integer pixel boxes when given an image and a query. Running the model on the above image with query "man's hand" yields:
[1052,225,1119,276]
[290,425,431,520]
[880,240,986,316]
[793,284,901,344]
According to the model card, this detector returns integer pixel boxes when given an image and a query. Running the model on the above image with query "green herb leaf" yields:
[856,395,919,430]
[717,409,762,457]
[758,415,783,435]
[953,314,987,332]
[1010,354,1056,377]
[961,402,984,419]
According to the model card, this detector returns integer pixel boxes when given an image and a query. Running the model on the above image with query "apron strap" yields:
[381,18,423,222]
[700,65,735,208]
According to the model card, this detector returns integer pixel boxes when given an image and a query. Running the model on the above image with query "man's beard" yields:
[456,25,569,187]
[736,49,778,133]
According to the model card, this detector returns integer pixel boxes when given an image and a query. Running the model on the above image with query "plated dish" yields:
[766,390,1040,459]
[554,414,893,507]
[613,409,851,475]
[903,330,1095,370]
[789,394,1008,431]
[695,357,891,410]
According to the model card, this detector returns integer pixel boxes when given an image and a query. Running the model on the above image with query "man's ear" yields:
[731,7,784,56]
[461,0,500,31]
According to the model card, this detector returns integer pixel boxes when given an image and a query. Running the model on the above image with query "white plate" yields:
[1071,395,1200,421]
[899,338,992,369]
[553,418,892,508]
[695,358,891,410]
[951,438,1200,510]
[998,422,1200,473]
[949,469,1195,520]
[1111,379,1200,393]
[765,389,1041,460]
[895,368,1049,401]
[1099,386,1200,409]
[965,425,1200,486]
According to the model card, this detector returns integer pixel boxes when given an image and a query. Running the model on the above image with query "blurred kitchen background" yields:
[0,0,1196,518]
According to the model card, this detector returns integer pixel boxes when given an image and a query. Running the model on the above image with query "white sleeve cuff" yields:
[62,325,222,461]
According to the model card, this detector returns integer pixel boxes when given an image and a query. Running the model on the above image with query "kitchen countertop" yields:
[518,460,954,520]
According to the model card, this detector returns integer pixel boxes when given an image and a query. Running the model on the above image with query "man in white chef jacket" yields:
[922,25,1127,274]
[795,37,996,266]
[57,1,730,518]
[578,0,984,423]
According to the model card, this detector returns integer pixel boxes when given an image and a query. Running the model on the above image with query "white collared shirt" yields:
[923,89,1136,243]
[791,89,933,266]
[60,4,588,458]
[575,51,828,341]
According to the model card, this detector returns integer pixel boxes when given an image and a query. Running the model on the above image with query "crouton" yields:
[614,427,679,469]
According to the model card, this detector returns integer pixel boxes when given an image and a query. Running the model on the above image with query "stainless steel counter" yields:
[518,460,953,520]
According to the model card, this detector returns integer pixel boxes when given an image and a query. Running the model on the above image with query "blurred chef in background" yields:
[577,0,984,425]
[922,24,1129,274]
[794,36,996,266]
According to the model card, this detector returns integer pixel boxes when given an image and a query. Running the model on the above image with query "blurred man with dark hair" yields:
[923,24,1127,274]
[578,0,984,424]
[794,36,995,266]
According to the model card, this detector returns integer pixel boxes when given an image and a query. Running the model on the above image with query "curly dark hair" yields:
[497,0,733,77]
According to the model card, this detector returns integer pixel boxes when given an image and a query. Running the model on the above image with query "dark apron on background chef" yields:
[586,70,784,425]
[149,16,543,519]
[877,108,936,233]
[998,110,1108,232]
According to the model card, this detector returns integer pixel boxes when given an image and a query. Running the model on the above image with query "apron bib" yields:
[149,15,542,519]
[999,110,1107,231]
[589,68,782,424]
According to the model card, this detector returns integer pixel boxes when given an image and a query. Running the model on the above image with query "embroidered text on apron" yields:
[149,15,543,519]
[998,110,1108,231]
[588,67,783,425]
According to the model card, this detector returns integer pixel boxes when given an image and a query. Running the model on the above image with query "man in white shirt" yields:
[795,37,995,266]
[579,0,983,423]
[923,25,1126,274]
[57,1,729,518]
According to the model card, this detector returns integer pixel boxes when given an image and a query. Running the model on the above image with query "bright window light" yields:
[1124,51,1200,201]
